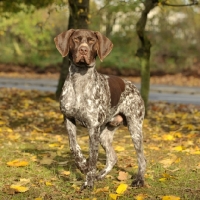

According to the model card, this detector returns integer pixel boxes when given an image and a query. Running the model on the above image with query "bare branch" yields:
[162,1,198,7]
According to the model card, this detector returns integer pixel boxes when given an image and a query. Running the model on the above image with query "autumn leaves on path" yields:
[0,88,200,200]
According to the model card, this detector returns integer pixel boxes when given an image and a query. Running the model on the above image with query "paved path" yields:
[0,77,200,105]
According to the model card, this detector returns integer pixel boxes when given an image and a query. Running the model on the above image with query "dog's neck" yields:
[68,62,99,93]
[69,62,96,78]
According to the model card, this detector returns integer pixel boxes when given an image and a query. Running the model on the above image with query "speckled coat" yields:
[54,29,146,190]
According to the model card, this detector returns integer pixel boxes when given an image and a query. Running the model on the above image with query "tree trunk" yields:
[135,0,157,116]
[56,0,89,99]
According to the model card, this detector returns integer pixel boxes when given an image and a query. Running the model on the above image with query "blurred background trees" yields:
[0,0,199,73]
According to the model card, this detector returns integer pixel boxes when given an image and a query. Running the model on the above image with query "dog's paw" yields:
[131,178,144,188]
[80,170,96,190]
[80,181,94,191]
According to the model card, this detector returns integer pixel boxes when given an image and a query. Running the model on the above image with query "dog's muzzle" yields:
[75,43,91,65]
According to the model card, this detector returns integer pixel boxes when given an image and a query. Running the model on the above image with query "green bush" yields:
[0,7,66,67]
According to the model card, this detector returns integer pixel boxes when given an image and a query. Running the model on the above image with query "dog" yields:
[54,29,146,190]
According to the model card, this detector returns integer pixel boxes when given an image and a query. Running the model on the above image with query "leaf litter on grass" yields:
[0,88,200,199]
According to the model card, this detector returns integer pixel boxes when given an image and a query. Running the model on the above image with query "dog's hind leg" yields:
[96,125,118,180]
[127,116,146,187]
[65,118,88,174]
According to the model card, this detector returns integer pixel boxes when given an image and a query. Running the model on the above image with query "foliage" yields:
[0,0,67,15]
[0,6,67,67]
[0,88,200,199]
[0,0,200,72]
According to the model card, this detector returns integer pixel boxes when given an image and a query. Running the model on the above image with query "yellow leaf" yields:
[93,186,109,194]
[49,143,60,148]
[18,178,30,185]
[7,160,29,167]
[61,171,70,176]
[35,198,43,200]
[159,172,176,181]
[134,193,148,200]
[115,146,125,152]
[190,150,200,155]
[10,185,29,193]
[71,184,80,190]
[163,173,170,178]
[109,193,118,200]
[116,183,128,194]
[159,178,167,182]
[162,195,180,200]
[0,120,6,125]
[172,146,183,152]
[162,134,175,141]
[45,181,53,186]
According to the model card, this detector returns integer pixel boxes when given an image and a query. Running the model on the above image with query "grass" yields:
[0,88,200,199]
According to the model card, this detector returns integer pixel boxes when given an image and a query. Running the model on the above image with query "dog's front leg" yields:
[81,127,100,190]
[65,118,88,174]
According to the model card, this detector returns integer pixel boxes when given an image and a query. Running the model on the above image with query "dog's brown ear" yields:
[94,31,113,62]
[54,29,75,57]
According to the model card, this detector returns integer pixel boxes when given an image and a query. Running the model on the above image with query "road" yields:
[0,77,200,105]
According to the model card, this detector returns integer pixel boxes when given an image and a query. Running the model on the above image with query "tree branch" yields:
[162,1,198,7]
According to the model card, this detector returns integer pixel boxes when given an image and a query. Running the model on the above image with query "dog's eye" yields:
[88,38,95,44]
[73,38,79,42]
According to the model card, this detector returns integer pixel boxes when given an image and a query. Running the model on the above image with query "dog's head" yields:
[54,29,113,67]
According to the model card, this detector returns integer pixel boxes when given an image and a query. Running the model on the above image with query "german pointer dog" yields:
[54,29,146,190]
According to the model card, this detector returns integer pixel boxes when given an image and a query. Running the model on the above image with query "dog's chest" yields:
[60,74,111,126]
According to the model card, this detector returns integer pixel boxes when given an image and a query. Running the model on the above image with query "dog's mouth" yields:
[76,55,90,66]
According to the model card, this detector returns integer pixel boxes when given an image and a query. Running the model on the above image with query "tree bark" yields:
[56,0,89,99]
[135,0,157,116]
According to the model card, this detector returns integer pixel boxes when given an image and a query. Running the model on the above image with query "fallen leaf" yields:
[49,143,60,148]
[18,178,30,186]
[134,193,148,200]
[10,185,29,193]
[162,134,175,141]
[159,178,167,182]
[159,158,174,168]
[162,195,180,200]
[93,186,109,194]
[190,150,200,155]
[115,146,125,152]
[109,193,118,200]
[117,171,128,181]
[172,146,183,152]
[45,181,53,186]
[7,159,29,167]
[116,183,128,194]
[159,172,176,182]
[61,171,70,176]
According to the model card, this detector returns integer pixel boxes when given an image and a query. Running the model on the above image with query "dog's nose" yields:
[79,46,88,55]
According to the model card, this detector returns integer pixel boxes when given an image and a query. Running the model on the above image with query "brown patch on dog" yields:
[108,75,125,107]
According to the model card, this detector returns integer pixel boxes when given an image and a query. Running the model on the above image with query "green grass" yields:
[0,88,200,199]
